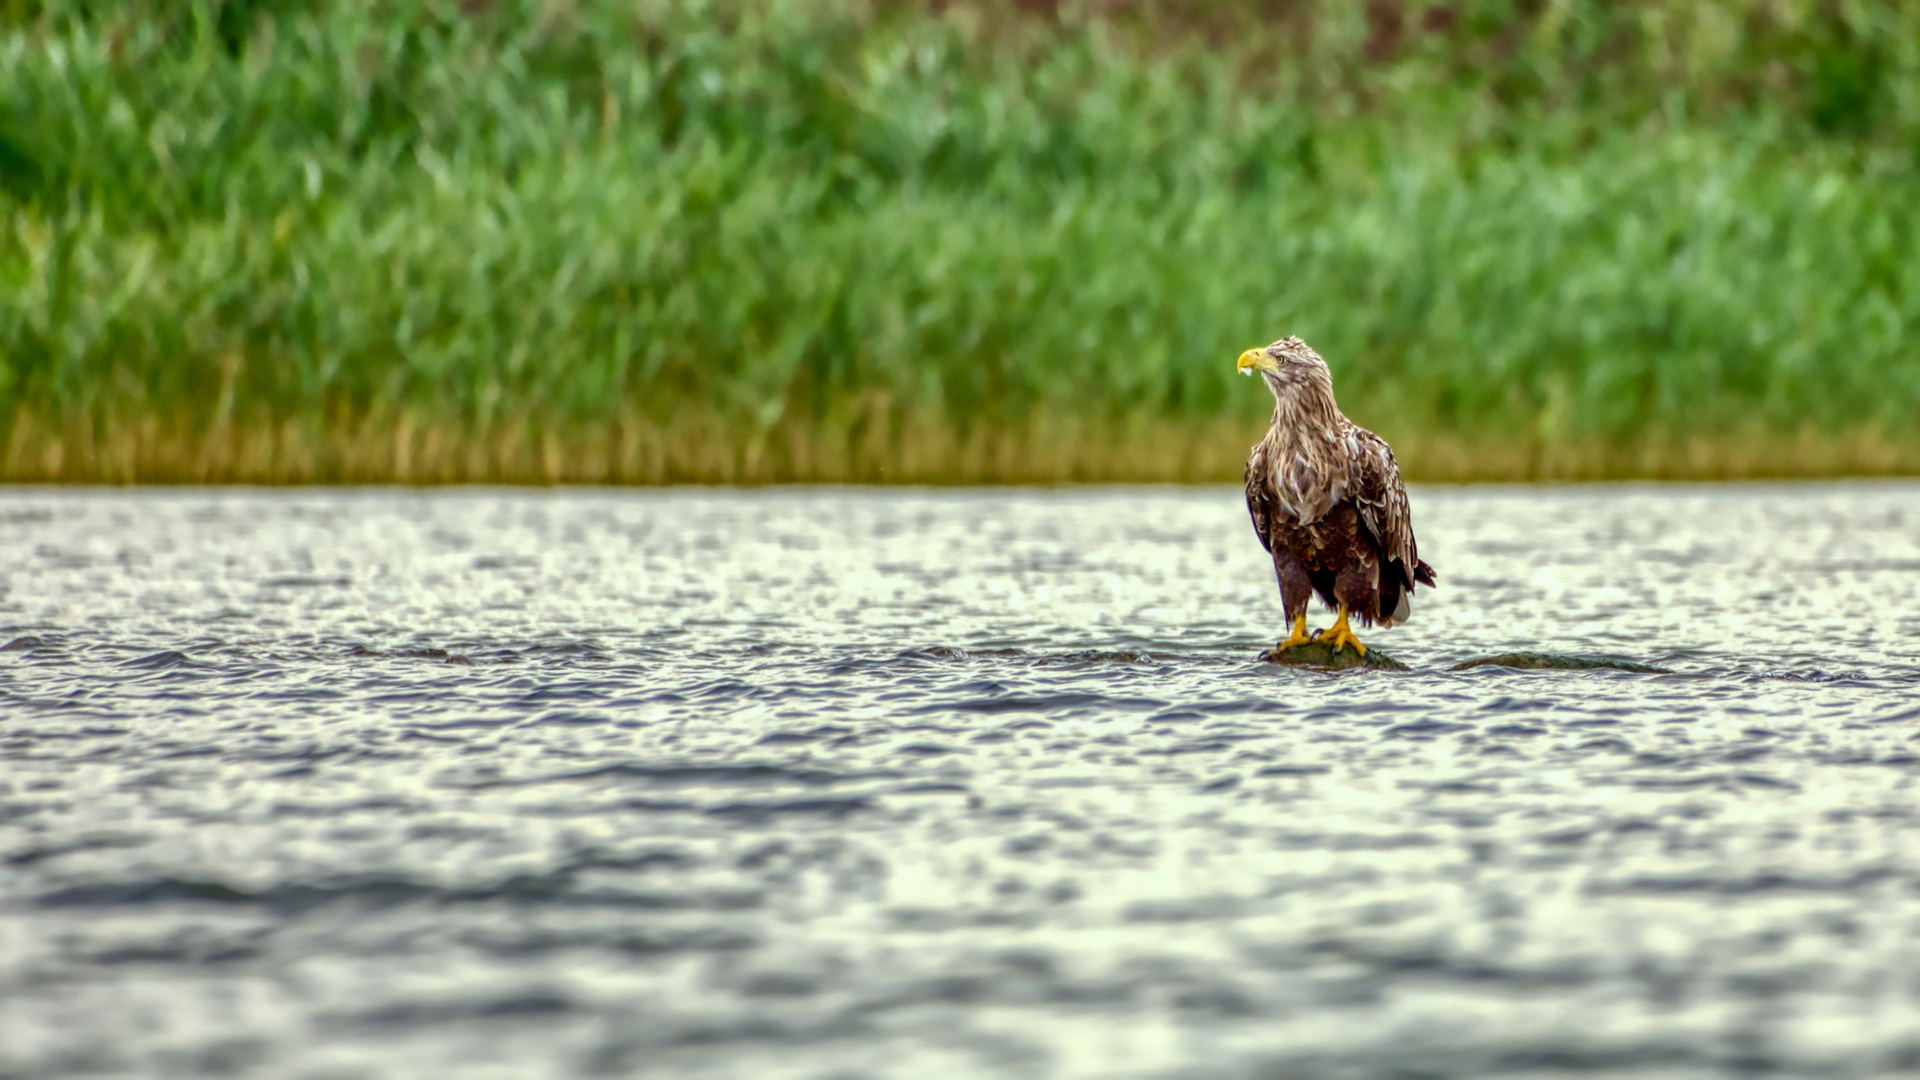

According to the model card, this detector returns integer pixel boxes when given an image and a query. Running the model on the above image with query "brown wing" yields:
[1243,439,1275,554]
[1349,426,1432,589]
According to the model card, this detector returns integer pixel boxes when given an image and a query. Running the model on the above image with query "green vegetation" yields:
[4,0,1919,482]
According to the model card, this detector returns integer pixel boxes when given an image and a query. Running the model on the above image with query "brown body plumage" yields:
[1238,337,1434,653]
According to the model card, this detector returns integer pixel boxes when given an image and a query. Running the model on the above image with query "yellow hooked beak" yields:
[1237,348,1277,375]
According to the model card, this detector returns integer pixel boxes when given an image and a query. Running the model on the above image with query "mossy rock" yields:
[1260,640,1409,671]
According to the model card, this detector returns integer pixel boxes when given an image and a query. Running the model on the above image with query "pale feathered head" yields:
[1235,336,1334,400]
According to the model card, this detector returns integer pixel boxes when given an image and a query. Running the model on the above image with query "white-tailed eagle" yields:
[1239,336,1435,655]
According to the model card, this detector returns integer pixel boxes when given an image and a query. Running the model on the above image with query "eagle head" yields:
[1235,336,1332,396]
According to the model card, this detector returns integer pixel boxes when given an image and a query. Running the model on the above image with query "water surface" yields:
[3,484,1919,1079]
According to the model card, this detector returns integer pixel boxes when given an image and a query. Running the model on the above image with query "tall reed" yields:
[4,1,1918,481]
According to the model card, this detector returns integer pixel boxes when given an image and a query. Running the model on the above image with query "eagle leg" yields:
[1276,612,1311,650]
[1314,604,1367,656]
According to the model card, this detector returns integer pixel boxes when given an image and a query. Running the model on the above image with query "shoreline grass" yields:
[9,413,1917,486]
[5,1,1919,483]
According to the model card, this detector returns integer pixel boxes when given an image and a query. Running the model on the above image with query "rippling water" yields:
[3,484,1920,1079]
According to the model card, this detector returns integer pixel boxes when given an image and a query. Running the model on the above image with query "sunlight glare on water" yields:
[2,484,1919,1079]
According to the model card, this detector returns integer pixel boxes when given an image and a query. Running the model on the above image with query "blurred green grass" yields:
[3,0,1918,482]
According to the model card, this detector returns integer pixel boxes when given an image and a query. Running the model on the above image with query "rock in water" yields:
[1259,641,1408,671]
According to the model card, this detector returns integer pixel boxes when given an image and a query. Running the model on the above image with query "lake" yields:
[3,484,1919,1079]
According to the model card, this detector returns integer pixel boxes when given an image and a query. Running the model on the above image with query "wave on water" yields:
[2,485,1919,1078]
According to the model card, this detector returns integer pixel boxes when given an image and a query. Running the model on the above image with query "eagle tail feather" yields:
[1413,560,1436,587]
[1387,585,1411,626]
[1373,570,1412,628]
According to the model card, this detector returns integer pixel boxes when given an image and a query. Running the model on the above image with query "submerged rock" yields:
[1450,652,1670,674]
[1260,640,1409,671]
[1258,645,1667,674]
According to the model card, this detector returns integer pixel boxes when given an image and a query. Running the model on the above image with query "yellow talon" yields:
[1313,604,1367,656]
[1276,613,1311,650]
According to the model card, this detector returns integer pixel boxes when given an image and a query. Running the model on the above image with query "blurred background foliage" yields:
[2,0,1917,481]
